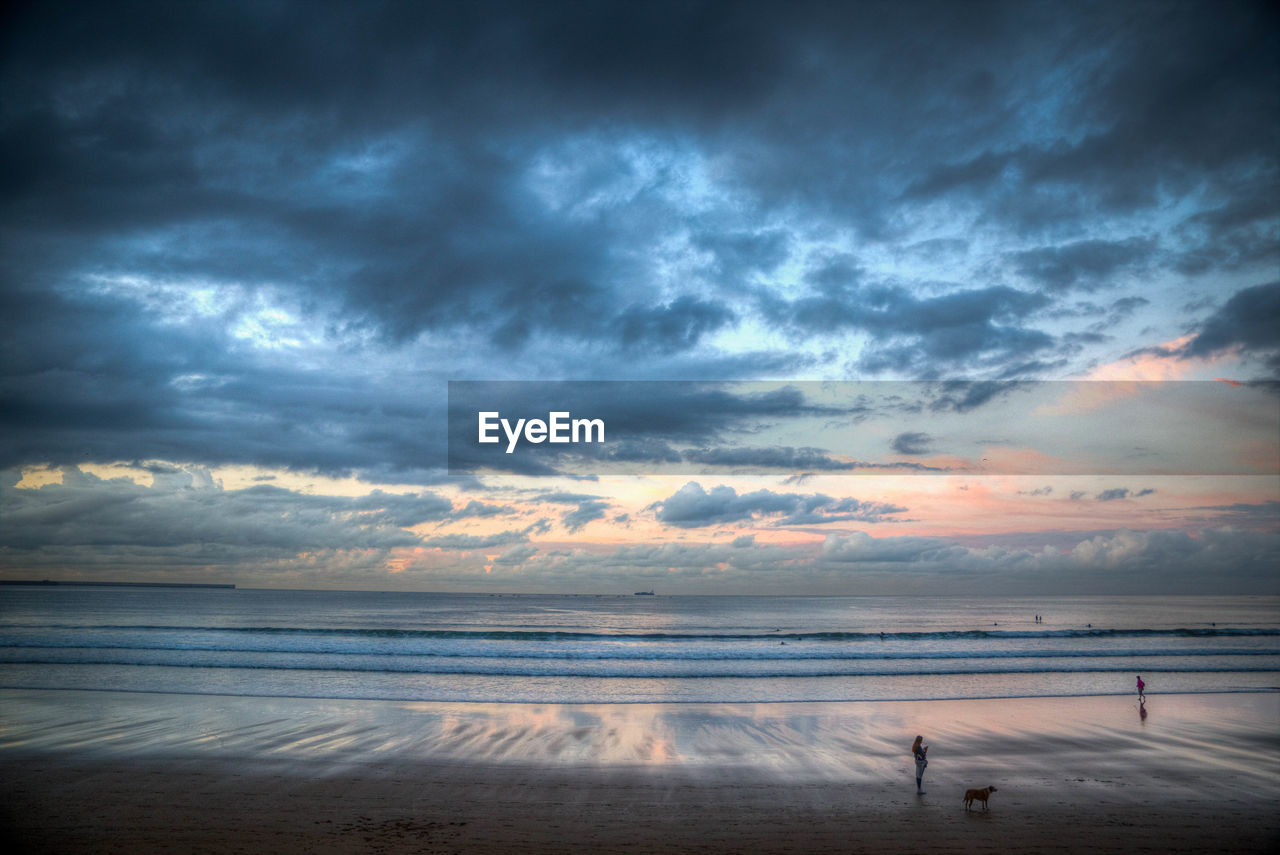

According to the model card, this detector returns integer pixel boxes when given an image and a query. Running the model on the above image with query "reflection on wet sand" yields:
[2,689,1276,796]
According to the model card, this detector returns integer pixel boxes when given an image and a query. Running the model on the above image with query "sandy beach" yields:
[3,689,1277,853]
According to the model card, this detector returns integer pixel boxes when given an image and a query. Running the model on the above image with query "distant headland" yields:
[1,580,235,589]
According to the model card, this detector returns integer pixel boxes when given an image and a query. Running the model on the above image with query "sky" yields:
[1,0,1277,595]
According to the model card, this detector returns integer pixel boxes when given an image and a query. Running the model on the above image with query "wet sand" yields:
[3,689,1277,853]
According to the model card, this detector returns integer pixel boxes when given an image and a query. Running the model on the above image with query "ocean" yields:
[1,587,1277,704]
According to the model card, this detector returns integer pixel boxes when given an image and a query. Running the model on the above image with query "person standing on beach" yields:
[911,735,928,794]
[1136,675,1145,699]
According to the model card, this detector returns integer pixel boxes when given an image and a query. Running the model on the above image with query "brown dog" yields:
[963,785,997,811]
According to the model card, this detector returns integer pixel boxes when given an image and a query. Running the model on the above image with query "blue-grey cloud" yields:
[927,380,1028,414]
[1010,237,1157,292]
[692,229,792,279]
[760,282,1054,375]
[0,467,444,554]
[421,531,530,549]
[562,500,610,532]
[611,297,737,354]
[452,500,517,519]
[1,0,1275,489]
[890,432,933,456]
[1180,281,1280,374]
[529,491,611,532]
[1186,500,1280,527]
[654,481,906,528]
[533,491,603,505]
[1096,487,1155,502]
[681,445,944,472]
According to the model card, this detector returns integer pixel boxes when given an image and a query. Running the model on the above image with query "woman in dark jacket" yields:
[912,735,928,794]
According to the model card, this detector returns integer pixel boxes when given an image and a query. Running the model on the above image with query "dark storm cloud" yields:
[1010,237,1157,292]
[691,229,792,278]
[0,280,457,475]
[760,280,1054,375]
[902,2,1278,231]
[1179,281,1280,373]
[3,0,1277,477]
[3,0,881,352]
[611,297,737,354]
[653,481,906,528]
[0,0,764,359]
[1172,188,1280,276]
[0,467,449,553]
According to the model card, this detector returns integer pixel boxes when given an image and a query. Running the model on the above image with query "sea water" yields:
[1,587,1276,704]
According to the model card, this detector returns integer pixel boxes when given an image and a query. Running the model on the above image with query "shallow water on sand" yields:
[2,688,1275,792]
